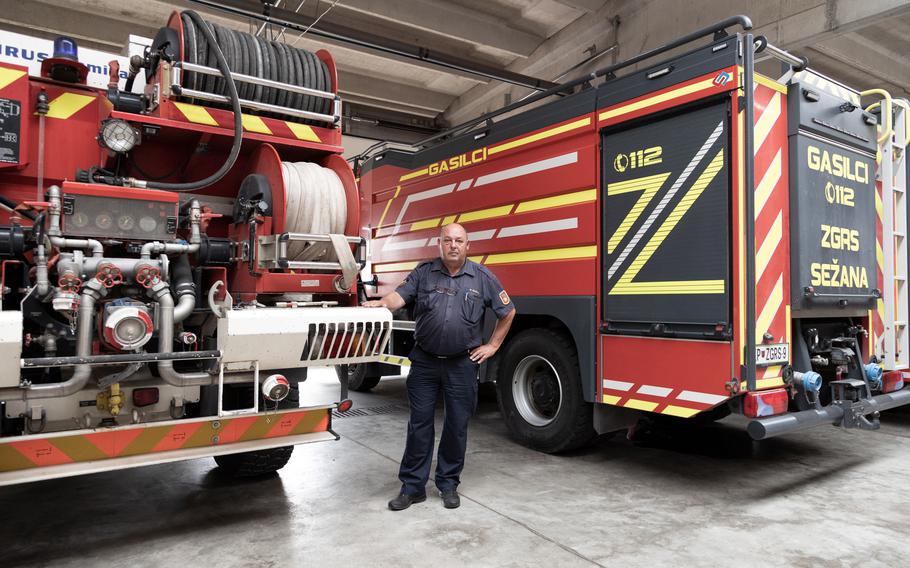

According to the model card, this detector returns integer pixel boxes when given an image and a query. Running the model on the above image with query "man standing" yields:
[363,223,516,510]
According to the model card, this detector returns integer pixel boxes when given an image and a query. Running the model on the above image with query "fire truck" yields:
[354,16,910,452]
[0,10,391,485]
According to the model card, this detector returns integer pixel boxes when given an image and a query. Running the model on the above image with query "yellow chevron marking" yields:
[754,92,781,152]
[516,188,597,213]
[611,149,725,295]
[754,149,782,218]
[484,245,597,265]
[373,260,418,273]
[599,78,716,121]
[458,205,513,223]
[756,212,783,282]
[756,274,784,342]
[399,167,430,182]
[242,115,272,135]
[488,117,591,155]
[602,394,621,405]
[46,93,95,120]
[285,122,321,142]
[606,173,671,253]
[377,186,401,229]
[173,102,218,126]
[410,218,441,231]
[0,68,26,91]
[662,405,700,418]
[624,398,658,412]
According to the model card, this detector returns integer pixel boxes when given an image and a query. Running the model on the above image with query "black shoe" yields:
[440,489,460,509]
[388,492,426,511]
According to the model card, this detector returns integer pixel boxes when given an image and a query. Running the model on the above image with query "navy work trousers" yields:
[399,345,478,495]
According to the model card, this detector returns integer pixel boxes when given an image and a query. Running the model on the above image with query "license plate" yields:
[755,343,789,366]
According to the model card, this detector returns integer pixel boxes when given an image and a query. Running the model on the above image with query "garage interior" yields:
[2,1,910,566]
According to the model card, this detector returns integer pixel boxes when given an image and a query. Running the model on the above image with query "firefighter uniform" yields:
[394,258,515,495]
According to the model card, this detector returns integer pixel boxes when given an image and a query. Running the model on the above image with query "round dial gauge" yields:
[94,212,113,230]
[139,216,157,233]
[117,215,136,231]
[70,212,89,228]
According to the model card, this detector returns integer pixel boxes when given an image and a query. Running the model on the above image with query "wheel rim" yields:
[512,355,562,427]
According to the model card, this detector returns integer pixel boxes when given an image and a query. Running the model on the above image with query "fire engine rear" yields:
[355,16,910,451]
[0,11,390,485]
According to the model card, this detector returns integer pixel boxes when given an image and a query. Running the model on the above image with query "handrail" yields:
[862,89,894,145]
[892,99,910,147]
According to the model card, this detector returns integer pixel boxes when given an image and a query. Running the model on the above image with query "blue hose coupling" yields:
[864,363,883,389]
[793,371,822,393]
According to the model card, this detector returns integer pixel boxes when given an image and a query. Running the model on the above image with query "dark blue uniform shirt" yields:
[395,258,515,356]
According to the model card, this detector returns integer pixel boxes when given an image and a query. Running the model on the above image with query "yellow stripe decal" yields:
[488,117,591,155]
[376,186,401,229]
[624,398,659,412]
[516,188,597,213]
[741,377,786,391]
[399,168,430,182]
[410,218,441,231]
[756,275,784,342]
[0,68,26,91]
[753,92,781,151]
[46,93,95,120]
[485,245,597,265]
[754,149,782,218]
[285,122,322,142]
[173,102,218,126]
[755,212,783,282]
[599,78,716,121]
[242,114,273,135]
[373,261,419,273]
[609,280,725,295]
[379,355,411,366]
[606,173,670,253]
[875,190,883,220]
[753,73,788,94]
[602,394,621,405]
[661,405,700,418]
[442,215,458,225]
[877,241,884,272]
[458,205,514,223]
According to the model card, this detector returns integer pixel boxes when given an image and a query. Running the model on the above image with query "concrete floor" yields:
[3,368,910,567]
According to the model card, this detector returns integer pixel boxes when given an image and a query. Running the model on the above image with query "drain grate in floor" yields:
[334,403,408,419]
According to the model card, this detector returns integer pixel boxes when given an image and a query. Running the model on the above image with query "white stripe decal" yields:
[393,183,457,231]
[677,390,727,405]
[602,379,634,391]
[608,121,725,279]
[382,237,429,251]
[497,218,578,238]
[456,179,474,191]
[637,384,673,397]
[753,92,781,153]
[474,152,578,187]
[467,230,496,241]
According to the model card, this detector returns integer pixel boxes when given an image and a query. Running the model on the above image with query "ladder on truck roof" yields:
[871,92,910,371]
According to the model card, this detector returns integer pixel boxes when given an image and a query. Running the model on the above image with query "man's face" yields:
[439,225,469,266]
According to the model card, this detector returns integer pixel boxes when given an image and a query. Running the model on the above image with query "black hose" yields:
[144,10,242,192]
[0,195,36,220]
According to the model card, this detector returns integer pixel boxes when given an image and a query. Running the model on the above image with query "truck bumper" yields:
[747,386,910,440]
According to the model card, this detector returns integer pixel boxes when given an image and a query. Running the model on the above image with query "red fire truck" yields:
[0,11,389,485]
[354,16,910,452]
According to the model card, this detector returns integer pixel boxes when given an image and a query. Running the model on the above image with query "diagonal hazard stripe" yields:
[285,122,321,142]
[756,212,783,282]
[152,422,206,453]
[0,443,40,472]
[0,68,26,91]
[46,93,94,120]
[754,92,781,152]
[754,150,782,218]
[8,439,73,467]
[242,114,272,134]
[756,274,784,342]
[85,429,144,458]
[51,434,110,462]
[606,172,671,254]
[174,102,218,126]
[120,425,177,457]
[265,412,307,438]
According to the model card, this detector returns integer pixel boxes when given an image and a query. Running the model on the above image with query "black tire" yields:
[213,446,294,477]
[496,329,596,453]
[335,363,381,392]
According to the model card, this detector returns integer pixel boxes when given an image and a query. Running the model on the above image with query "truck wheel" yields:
[214,446,294,477]
[496,329,596,453]
[335,363,381,392]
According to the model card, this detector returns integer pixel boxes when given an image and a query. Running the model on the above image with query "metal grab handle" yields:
[753,36,808,71]
[862,89,894,145]
[892,99,910,147]
[175,61,336,101]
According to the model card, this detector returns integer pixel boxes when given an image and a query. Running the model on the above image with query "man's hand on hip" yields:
[469,344,498,363]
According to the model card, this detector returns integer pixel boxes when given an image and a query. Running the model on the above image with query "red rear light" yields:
[743,388,788,418]
[882,372,906,393]
[337,399,354,413]
[132,387,159,407]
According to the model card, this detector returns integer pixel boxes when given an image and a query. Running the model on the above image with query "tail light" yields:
[743,388,788,418]
[132,387,159,407]
[337,399,354,413]
[882,372,905,393]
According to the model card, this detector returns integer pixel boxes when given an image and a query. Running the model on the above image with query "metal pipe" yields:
[35,242,50,297]
[173,85,338,125]
[148,281,212,386]
[743,33,757,392]
[176,61,335,100]
[0,280,106,401]
[22,350,221,368]
[282,233,361,244]
[171,254,196,323]
[754,37,808,71]
[139,241,200,259]
[747,388,910,440]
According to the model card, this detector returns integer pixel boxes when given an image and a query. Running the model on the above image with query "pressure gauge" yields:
[117,215,136,231]
[95,212,113,230]
[139,216,157,233]
[71,211,89,228]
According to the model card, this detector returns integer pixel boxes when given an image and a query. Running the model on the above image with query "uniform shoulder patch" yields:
[499,290,510,305]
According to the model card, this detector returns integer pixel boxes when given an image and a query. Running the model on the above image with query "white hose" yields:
[281,161,347,261]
